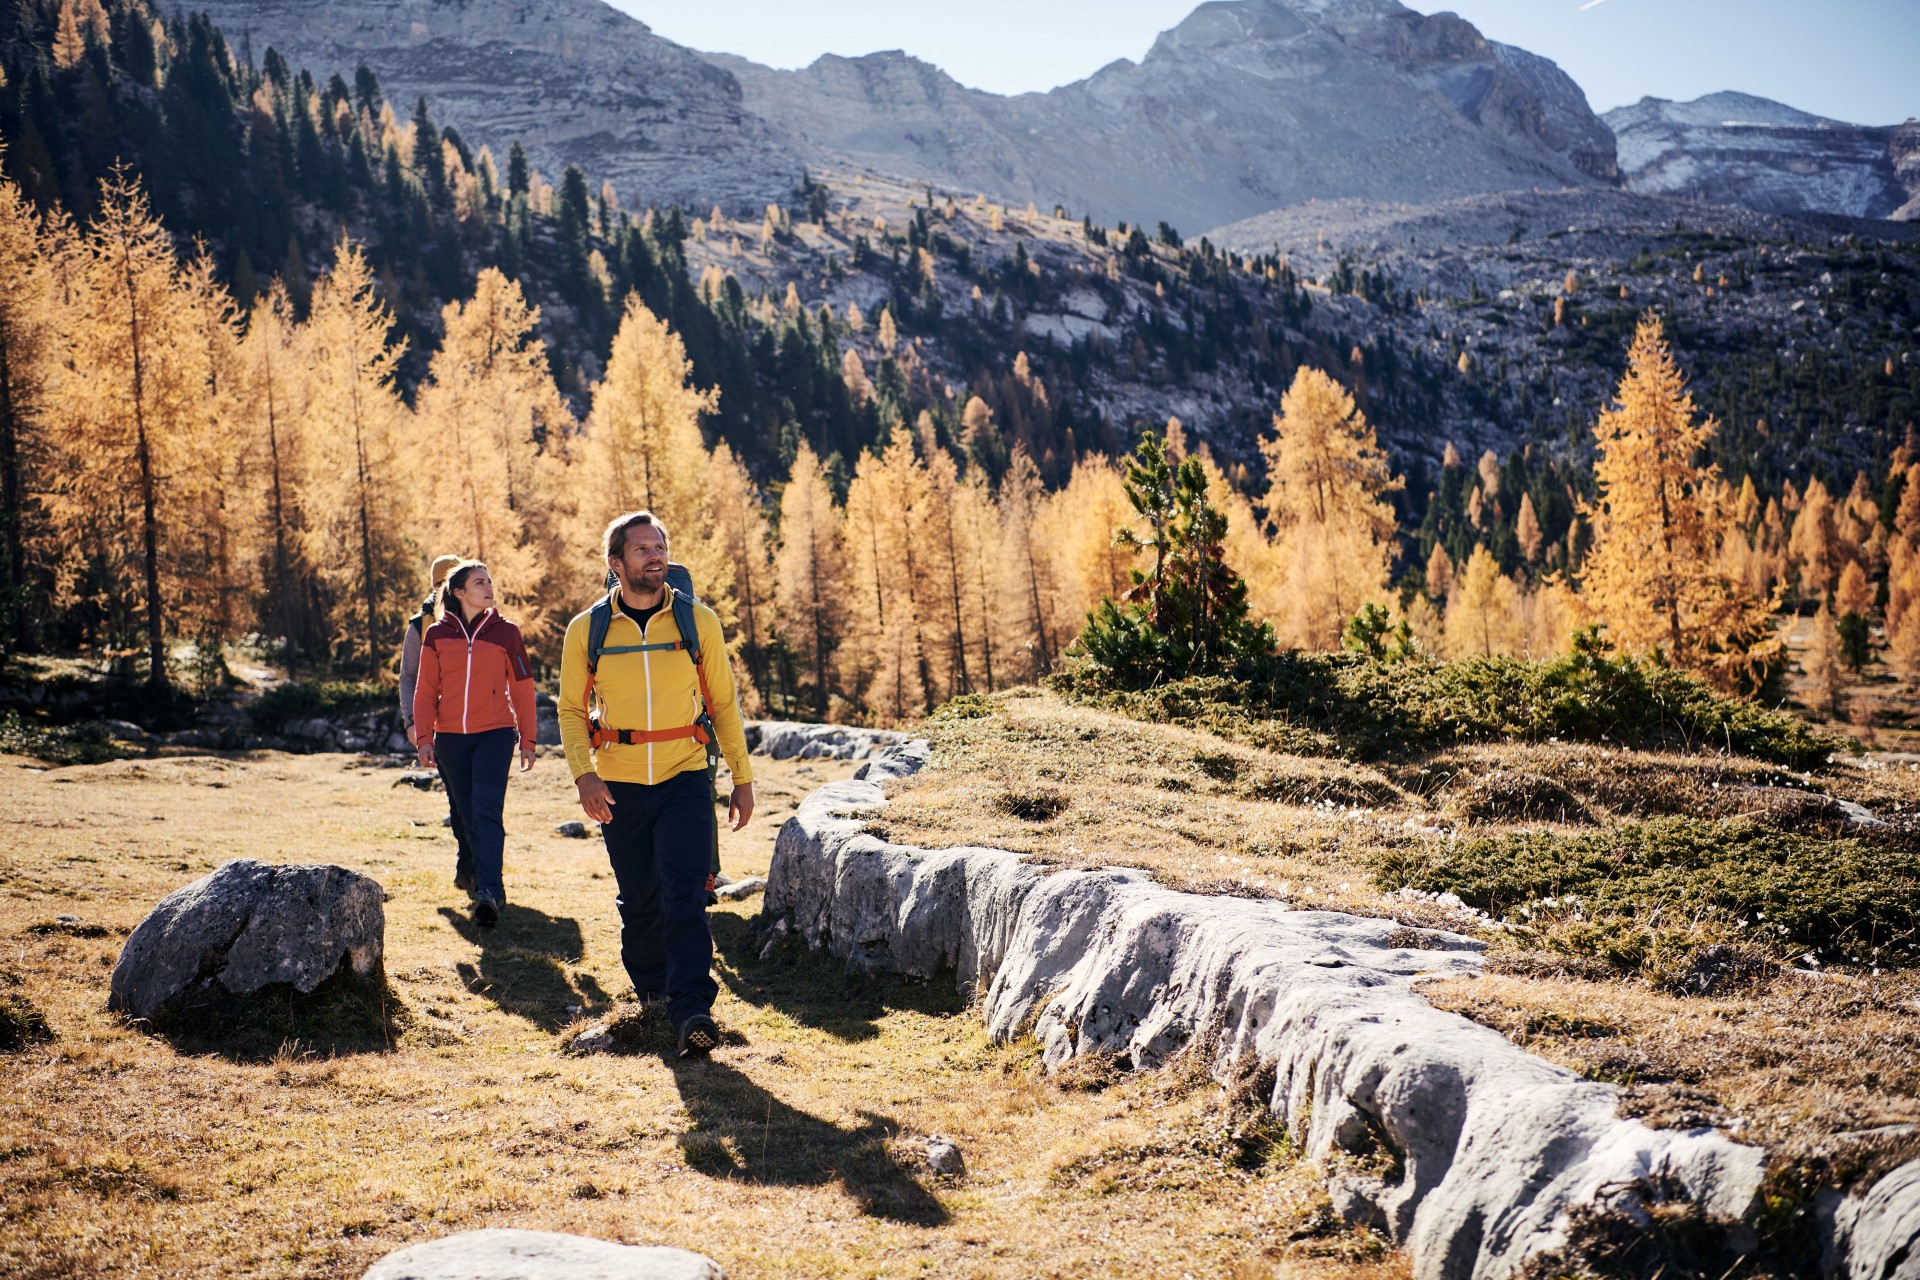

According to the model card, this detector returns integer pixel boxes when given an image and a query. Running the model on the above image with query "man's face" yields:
[613,524,669,593]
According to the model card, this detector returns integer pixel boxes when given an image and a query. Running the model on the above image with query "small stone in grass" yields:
[554,821,591,838]
[715,876,766,901]
[925,1135,965,1177]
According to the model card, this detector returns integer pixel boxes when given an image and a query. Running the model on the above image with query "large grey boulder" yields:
[768,743,1770,1280]
[109,860,384,1022]
[1826,1156,1920,1280]
[361,1230,723,1279]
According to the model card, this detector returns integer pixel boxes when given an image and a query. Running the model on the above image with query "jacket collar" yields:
[448,607,496,640]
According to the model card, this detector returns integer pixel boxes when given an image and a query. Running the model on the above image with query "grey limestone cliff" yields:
[1605,91,1918,221]
[171,0,803,211]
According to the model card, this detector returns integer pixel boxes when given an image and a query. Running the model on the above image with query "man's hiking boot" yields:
[453,866,475,898]
[677,1013,719,1059]
[474,898,499,928]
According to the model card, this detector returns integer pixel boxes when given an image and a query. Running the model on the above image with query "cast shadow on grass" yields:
[440,903,610,1032]
[672,1055,949,1226]
[145,967,407,1062]
[709,911,968,1044]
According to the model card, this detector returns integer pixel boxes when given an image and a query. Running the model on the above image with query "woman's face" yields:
[454,568,495,614]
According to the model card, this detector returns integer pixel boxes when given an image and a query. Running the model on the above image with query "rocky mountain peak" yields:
[1606,92,1917,220]
[720,0,1617,233]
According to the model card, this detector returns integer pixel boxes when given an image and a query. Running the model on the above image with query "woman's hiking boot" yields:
[474,897,500,928]
[677,1012,718,1059]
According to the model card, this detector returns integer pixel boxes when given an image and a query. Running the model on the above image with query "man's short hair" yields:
[604,510,670,560]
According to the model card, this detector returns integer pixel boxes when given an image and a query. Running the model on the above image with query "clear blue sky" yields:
[609,0,1917,125]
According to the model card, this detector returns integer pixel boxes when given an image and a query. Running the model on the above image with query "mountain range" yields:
[174,0,1912,234]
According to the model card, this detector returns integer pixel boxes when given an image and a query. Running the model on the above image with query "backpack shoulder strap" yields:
[670,588,701,668]
[586,597,614,674]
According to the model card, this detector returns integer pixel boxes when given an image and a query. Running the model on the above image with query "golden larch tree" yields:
[772,440,848,720]
[239,281,326,661]
[56,173,214,685]
[579,293,731,615]
[1042,454,1142,639]
[1788,478,1839,600]
[0,174,62,649]
[1445,545,1524,658]
[842,425,932,721]
[301,234,417,671]
[1578,313,1778,690]
[996,445,1062,680]
[1260,366,1402,650]
[416,268,574,646]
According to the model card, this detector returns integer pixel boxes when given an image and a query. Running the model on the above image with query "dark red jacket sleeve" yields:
[506,626,538,747]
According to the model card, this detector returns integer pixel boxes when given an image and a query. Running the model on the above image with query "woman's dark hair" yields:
[445,560,489,608]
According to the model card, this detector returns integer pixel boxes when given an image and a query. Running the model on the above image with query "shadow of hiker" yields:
[145,967,408,1063]
[440,903,600,1032]
[709,912,967,1044]
[669,1055,949,1226]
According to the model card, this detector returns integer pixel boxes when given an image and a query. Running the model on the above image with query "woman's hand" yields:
[519,744,536,772]
[417,737,436,769]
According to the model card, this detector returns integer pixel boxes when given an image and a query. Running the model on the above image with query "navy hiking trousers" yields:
[602,768,719,1030]
[435,726,515,906]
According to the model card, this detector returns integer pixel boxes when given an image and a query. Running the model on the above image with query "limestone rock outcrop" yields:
[361,1229,723,1279]
[767,743,1774,1279]
[109,860,385,1022]
[746,720,908,761]
[1606,92,1918,221]
[1827,1156,1920,1280]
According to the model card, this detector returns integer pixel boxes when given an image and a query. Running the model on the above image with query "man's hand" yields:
[728,781,755,832]
[576,772,615,824]
[519,744,536,773]
[417,737,436,769]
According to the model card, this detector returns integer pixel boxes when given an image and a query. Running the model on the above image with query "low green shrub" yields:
[0,710,136,766]
[248,680,388,734]
[1371,816,1920,972]
[1054,630,1843,769]
[0,974,53,1051]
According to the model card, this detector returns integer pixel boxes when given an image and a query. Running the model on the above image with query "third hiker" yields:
[558,511,754,1059]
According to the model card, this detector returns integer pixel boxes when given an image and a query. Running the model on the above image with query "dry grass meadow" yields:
[0,743,1405,1280]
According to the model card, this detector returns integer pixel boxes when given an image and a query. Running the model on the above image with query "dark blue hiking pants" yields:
[435,726,515,906]
[446,788,475,885]
[602,768,719,1030]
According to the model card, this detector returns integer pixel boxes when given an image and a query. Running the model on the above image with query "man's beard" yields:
[631,564,667,590]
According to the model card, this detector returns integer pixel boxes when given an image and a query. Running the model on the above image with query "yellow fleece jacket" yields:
[557,590,754,787]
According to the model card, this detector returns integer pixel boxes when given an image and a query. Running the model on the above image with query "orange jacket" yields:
[413,608,538,745]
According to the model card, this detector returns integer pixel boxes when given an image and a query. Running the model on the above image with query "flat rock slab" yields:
[768,742,1770,1280]
[362,1229,724,1279]
[110,859,385,1022]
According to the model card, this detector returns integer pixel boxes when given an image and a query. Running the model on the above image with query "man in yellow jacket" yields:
[558,511,754,1059]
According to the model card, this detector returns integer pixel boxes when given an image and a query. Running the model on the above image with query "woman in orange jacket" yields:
[413,561,538,927]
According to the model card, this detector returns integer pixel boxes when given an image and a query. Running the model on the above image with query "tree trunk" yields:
[0,335,26,649]
[117,235,167,688]
[347,353,379,673]
[263,352,295,667]
[808,531,828,721]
